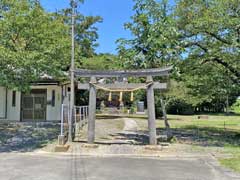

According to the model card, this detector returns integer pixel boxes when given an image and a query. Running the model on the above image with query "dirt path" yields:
[74,117,125,143]
[74,117,141,144]
[122,118,139,132]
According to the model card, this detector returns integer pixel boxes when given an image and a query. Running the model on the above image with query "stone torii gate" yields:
[75,67,172,145]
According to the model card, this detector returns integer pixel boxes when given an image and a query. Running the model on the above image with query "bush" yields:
[165,98,194,115]
[231,99,240,113]
[155,105,163,118]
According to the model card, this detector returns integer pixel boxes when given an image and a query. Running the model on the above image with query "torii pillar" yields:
[146,76,157,145]
[88,76,97,143]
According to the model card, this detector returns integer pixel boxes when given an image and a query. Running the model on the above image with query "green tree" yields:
[79,53,122,70]
[118,0,240,114]
[0,0,70,91]
[175,0,240,83]
[0,0,102,91]
[175,0,240,111]
[117,0,177,134]
[58,1,102,59]
[117,0,180,69]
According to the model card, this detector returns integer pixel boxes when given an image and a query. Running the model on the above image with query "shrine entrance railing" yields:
[59,104,89,145]
[74,106,89,135]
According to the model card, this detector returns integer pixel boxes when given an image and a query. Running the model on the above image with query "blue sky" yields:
[41,0,135,54]
[41,0,175,54]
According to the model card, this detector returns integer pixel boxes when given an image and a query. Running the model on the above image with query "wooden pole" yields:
[146,76,157,145]
[88,77,97,144]
[68,0,76,142]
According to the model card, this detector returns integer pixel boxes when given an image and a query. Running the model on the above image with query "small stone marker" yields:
[58,135,66,145]
[197,115,209,119]
[136,101,145,114]
[54,145,70,152]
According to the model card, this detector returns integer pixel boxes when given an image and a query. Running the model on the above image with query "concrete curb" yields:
[33,149,211,159]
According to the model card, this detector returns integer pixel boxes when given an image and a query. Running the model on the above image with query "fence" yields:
[60,104,89,138]
[74,106,89,135]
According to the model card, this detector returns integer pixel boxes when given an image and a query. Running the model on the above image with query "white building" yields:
[0,80,70,122]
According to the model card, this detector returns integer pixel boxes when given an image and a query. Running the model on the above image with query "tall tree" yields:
[117,0,176,136]
[117,0,180,69]
[176,0,240,83]
[0,0,70,90]
[58,1,102,59]
[0,0,102,91]
[79,53,122,70]
[175,0,240,111]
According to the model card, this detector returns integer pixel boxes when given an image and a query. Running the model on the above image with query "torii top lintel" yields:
[74,66,172,78]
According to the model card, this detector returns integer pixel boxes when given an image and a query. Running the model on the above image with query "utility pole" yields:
[69,0,76,142]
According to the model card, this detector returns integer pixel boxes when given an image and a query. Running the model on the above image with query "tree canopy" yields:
[0,0,101,91]
[176,0,240,111]
[117,0,240,113]
[117,0,180,69]
[79,53,121,70]
[176,0,240,83]
[0,0,239,113]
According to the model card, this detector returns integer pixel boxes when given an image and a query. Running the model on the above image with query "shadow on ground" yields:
[101,126,240,147]
[0,122,60,153]
[157,126,240,147]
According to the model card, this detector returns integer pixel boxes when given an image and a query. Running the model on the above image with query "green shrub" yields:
[130,104,136,114]
[155,105,163,118]
[231,99,240,113]
[154,96,194,117]
[165,98,194,115]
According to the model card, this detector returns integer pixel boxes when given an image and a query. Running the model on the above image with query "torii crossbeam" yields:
[75,66,172,78]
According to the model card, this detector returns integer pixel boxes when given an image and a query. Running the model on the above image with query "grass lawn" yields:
[133,114,240,172]
[168,114,240,172]
[219,146,240,172]
[166,114,240,172]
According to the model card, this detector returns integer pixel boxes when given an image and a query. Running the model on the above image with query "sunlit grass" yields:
[219,146,240,172]
[134,114,240,172]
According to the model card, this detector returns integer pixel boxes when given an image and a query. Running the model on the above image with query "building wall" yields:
[47,86,62,121]
[1,84,71,121]
[0,87,6,119]
[30,85,62,121]
[62,84,71,106]
[7,89,21,121]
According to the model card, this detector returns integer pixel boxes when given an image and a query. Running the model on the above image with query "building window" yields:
[52,90,55,107]
[12,91,16,107]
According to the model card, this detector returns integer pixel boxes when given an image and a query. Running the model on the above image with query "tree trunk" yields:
[226,94,229,115]
[160,98,172,139]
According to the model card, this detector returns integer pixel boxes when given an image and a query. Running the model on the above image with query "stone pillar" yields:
[88,77,97,144]
[119,101,124,114]
[146,76,157,145]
